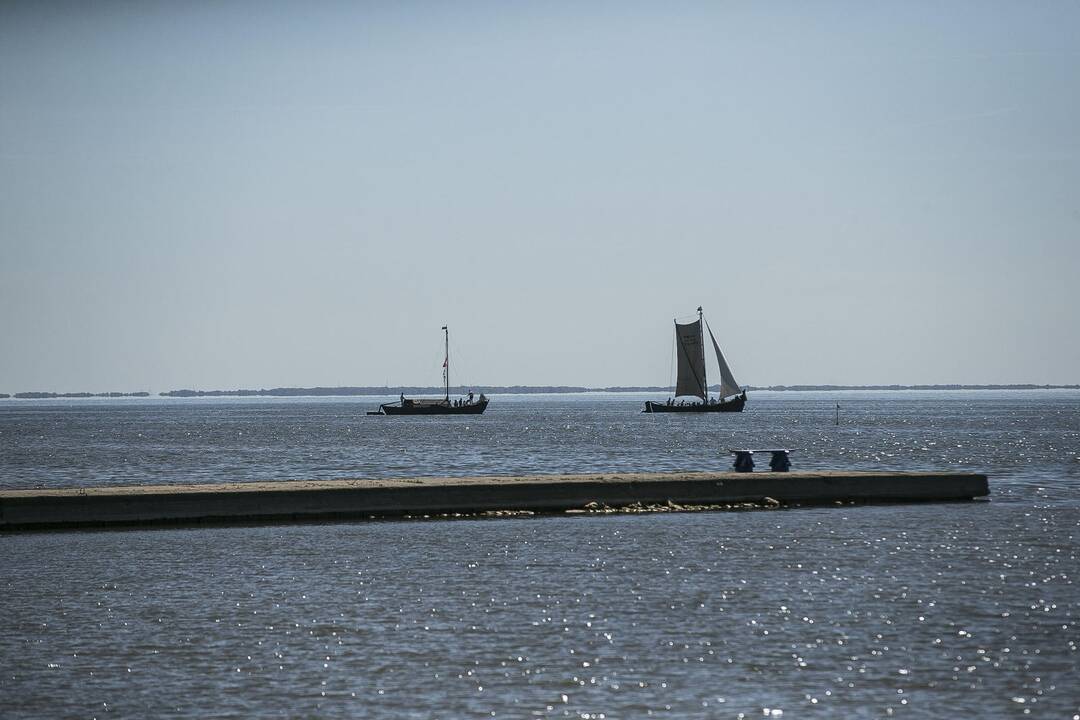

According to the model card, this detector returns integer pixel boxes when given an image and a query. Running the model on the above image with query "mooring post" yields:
[768,450,791,472]
[732,450,755,472]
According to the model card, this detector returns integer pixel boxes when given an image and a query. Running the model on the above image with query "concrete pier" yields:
[0,471,988,531]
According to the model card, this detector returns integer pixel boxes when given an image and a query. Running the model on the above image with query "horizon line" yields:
[4,382,1080,399]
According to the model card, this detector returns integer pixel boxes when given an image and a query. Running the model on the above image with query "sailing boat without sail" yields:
[643,307,747,413]
[368,326,489,415]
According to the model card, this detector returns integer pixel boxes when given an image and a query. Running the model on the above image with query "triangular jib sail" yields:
[674,319,707,400]
[706,320,740,399]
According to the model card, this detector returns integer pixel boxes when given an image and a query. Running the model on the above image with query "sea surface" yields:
[1,391,1078,718]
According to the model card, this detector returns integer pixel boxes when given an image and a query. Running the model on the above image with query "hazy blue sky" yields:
[2,1,1078,392]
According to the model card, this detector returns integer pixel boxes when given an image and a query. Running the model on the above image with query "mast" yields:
[698,306,707,400]
[442,325,449,402]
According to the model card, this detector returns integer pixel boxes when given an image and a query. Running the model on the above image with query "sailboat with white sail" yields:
[643,306,747,413]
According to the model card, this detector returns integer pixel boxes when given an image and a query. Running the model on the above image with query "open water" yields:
[1,391,1078,718]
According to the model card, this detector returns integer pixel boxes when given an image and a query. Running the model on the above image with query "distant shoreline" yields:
[4,392,151,400]
[156,383,1080,397]
[2,384,1077,399]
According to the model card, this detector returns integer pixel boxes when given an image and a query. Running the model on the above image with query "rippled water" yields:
[1,391,1078,493]
[2,391,1079,717]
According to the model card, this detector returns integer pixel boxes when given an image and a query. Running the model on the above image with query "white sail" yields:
[706,320,740,399]
[674,319,707,399]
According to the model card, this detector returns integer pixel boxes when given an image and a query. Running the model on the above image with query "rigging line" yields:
[446,334,474,393]
[698,309,707,398]
[429,331,447,397]
[669,327,676,394]
[704,318,717,391]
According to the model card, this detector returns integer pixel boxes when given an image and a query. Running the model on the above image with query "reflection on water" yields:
[1,392,1078,717]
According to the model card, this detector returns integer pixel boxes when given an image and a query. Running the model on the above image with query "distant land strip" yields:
[153,383,1079,397]
[2,384,1077,399]
[6,392,150,399]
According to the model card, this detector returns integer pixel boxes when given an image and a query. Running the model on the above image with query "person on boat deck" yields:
[468,391,474,404]
[479,393,487,403]
[400,393,404,403]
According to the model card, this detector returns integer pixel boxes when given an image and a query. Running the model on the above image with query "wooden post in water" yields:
[835,403,840,426]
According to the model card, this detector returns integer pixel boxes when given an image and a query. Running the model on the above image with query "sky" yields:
[2,1,1078,392]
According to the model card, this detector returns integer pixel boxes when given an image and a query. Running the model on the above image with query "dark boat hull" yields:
[644,395,746,413]
[375,399,488,416]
